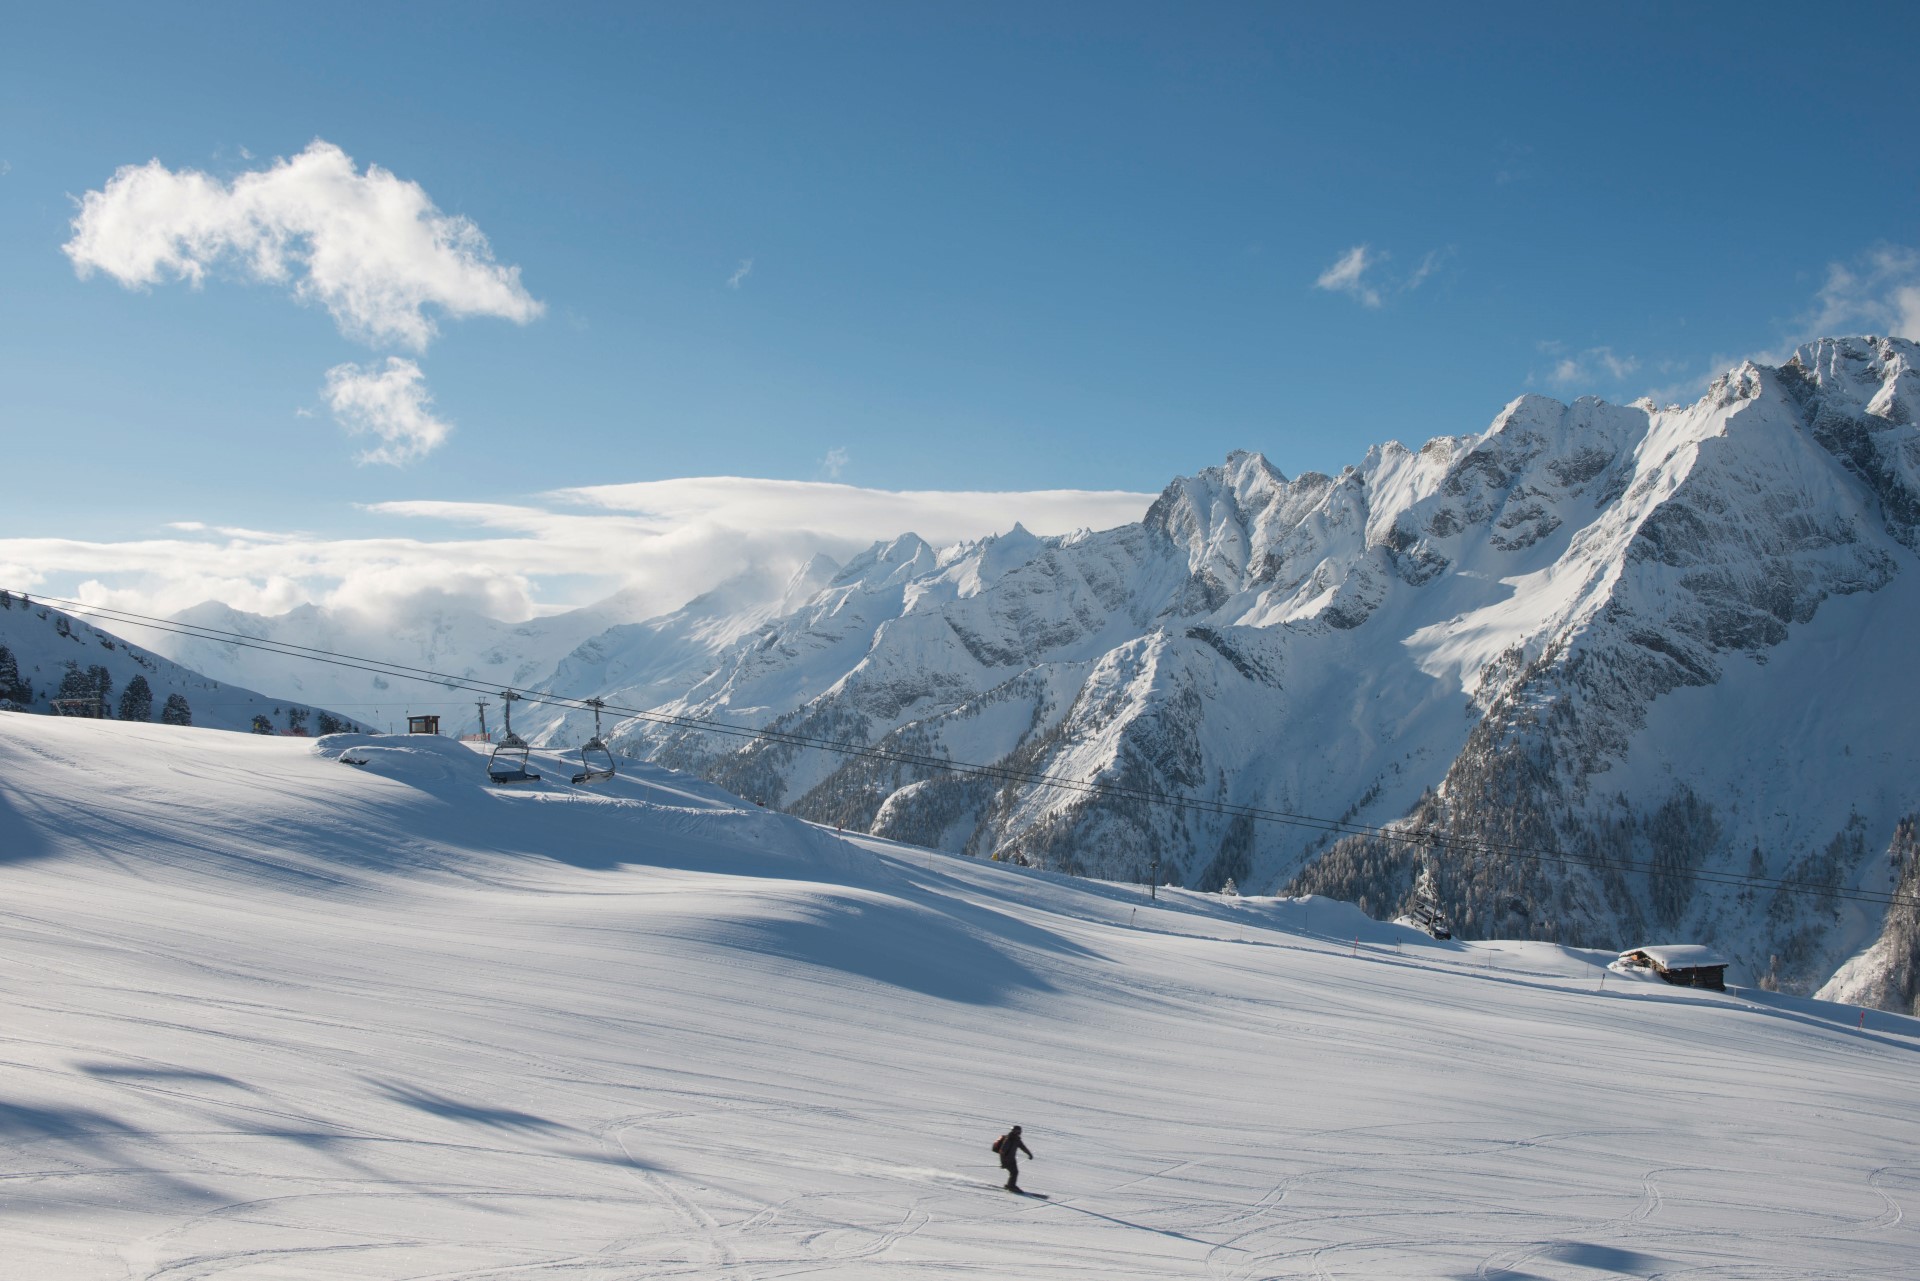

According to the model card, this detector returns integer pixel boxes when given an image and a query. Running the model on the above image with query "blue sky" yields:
[3,1,1916,618]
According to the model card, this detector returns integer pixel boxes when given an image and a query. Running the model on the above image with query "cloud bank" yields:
[64,140,543,349]
[0,477,1156,627]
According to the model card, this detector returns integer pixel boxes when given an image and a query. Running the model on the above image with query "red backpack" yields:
[991,1134,1005,1154]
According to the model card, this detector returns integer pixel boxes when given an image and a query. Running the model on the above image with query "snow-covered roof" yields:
[1622,944,1729,970]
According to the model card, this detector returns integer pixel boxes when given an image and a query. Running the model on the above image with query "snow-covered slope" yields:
[0,593,361,734]
[4,713,1918,1278]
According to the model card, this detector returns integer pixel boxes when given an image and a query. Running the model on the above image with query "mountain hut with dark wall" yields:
[1618,945,1729,991]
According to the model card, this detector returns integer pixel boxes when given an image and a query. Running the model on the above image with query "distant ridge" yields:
[0,593,364,735]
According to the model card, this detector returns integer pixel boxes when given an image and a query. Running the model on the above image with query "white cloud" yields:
[0,477,1157,627]
[727,258,754,289]
[1540,344,1640,390]
[1810,245,1920,341]
[1597,349,1639,379]
[64,140,543,350]
[821,447,849,479]
[1404,250,1442,292]
[324,357,452,465]
[554,477,1151,549]
[1314,245,1383,308]
[1315,244,1447,307]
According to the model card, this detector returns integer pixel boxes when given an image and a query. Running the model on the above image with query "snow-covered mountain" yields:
[0,592,363,734]
[513,557,840,745]
[527,336,1919,1003]
[141,335,1920,1005]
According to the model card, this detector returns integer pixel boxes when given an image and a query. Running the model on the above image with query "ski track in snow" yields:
[3,718,1918,1278]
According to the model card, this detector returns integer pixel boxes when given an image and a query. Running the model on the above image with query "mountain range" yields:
[119,335,1920,1006]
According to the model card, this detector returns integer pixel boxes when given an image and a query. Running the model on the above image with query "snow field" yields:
[3,715,1918,1278]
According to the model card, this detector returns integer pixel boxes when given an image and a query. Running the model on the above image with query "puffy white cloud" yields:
[727,258,754,289]
[1314,245,1383,307]
[1,477,1156,627]
[821,446,849,479]
[64,140,543,350]
[324,357,452,465]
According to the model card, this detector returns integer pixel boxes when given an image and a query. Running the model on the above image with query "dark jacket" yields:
[998,1131,1032,1168]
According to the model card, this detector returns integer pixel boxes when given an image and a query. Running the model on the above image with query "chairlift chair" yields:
[570,697,617,786]
[486,690,542,786]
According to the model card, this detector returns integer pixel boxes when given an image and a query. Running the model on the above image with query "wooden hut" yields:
[1617,945,1729,991]
[406,714,441,736]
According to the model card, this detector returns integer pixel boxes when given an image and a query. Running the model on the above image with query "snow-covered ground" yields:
[4,713,1917,1278]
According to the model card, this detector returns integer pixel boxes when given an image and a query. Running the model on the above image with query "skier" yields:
[994,1124,1033,1192]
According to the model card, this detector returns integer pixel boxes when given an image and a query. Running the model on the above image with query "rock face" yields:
[1818,817,1920,1014]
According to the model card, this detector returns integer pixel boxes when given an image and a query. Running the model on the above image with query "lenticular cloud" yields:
[63,140,543,350]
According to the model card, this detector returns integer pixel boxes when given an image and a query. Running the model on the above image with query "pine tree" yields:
[160,693,192,726]
[251,714,275,734]
[0,645,29,705]
[286,706,309,734]
[56,662,92,701]
[118,675,154,722]
[1221,877,1239,897]
[86,664,113,709]
[315,710,350,735]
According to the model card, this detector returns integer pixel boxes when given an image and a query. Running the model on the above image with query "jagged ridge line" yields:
[21,589,1918,914]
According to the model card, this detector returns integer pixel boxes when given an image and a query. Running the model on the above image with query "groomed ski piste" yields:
[4,715,1917,1279]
